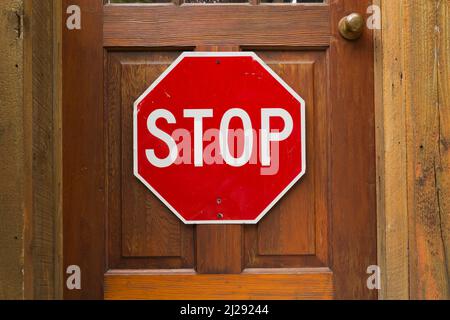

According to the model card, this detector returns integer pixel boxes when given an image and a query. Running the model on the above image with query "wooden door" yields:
[63,0,376,300]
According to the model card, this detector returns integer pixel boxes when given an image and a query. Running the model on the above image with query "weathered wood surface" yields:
[0,0,62,300]
[375,0,409,300]
[0,0,25,300]
[376,0,450,299]
[23,0,61,300]
[436,0,450,299]
[405,0,449,300]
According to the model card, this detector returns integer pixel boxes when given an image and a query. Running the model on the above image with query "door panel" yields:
[107,52,195,269]
[106,50,328,271]
[246,51,328,268]
[63,0,377,300]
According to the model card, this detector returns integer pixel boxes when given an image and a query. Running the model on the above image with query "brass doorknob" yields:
[339,13,364,40]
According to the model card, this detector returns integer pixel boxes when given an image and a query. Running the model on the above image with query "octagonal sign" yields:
[134,52,306,224]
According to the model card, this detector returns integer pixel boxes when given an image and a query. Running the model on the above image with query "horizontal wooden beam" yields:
[104,4,330,48]
[104,269,333,300]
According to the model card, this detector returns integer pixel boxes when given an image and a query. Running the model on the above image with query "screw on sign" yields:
[134,52,306,224]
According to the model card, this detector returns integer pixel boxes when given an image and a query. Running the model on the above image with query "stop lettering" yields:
[145,107,293,168]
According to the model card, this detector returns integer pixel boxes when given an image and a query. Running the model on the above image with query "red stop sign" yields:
[134,52,306,224]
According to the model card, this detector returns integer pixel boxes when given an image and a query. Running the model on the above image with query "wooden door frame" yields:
[8,0,448,300]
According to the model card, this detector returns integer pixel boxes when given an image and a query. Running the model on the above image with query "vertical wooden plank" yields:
[376,0,450,300]
[329,0,377,299]
[62,0,105,299]
[195,44,243,274]
[23,0,59,300]
[197,225,243,274]
[404,0,450,300]
[0,0,25,300]
[375,0,409,300]
[105,53,123,269]
[53,0,64,300]
[436,0,450,296]
[23,0,34,300]
[2,0,62,300]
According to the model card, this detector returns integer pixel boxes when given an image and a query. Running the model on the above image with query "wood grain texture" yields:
[404,0,450,300]
[23,0,62,300]
[0,0,25,300]
[376,0,450,300]
[329,0,377,300]
[244,50,329,268]
[53,0,63,301]
[196,225,244,274]
[62,0,105,300]
[120,60,182,258]
[257,59,316,257]
[375,0,409,300]
[1,0,62,300]
[106,52,195,269]
[104,270,333,300]
[103,4,330,48]
[436,0,450,298]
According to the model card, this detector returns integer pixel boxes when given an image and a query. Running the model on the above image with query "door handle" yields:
[339,13,364,40]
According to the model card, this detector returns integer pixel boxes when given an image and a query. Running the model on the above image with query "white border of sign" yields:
[133,52,306,224]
